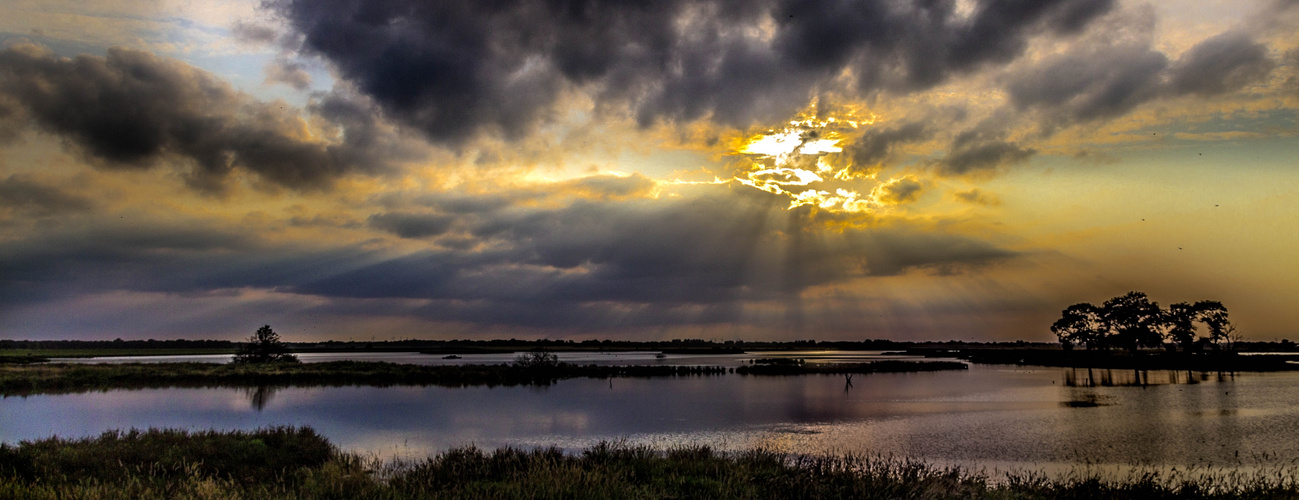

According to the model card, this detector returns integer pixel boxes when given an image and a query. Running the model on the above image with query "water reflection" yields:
[242,385,279,411]
[4,364,1299,473]
[1063,368,1238,387]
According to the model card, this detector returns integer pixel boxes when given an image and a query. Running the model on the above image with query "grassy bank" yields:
[2,427,1296,499]
[0,360,968,396]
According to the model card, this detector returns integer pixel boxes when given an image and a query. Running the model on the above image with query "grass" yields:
[2,427,1297,499]
[0,360,971,396]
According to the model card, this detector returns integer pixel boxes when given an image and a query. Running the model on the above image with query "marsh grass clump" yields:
[0,427,332,485]
[3,428,1299,499]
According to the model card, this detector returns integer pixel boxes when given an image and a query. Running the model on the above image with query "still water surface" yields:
[6,351,1299,473]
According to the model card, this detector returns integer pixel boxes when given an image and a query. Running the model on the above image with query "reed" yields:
[2,427,1297,499]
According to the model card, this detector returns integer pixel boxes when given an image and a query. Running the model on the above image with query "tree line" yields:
[1051,291,1235,352]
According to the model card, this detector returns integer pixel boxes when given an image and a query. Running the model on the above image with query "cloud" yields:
[295,190,1017,327]
[873,177,923,204]
[838,122,929,176]
[1167,32,1274,96]
[268,0,1116,144]
[0,185,1018,331]
[0,217,264,305]
[263,58,313,90]
[553,173,657,200]
[953,188,1001,206]
[0,174,93,215]
[368,212,456,238]
[1005,26,1275,129]
[1005,42,1168,123]
[937,128,1036,175]
[0,44,403,192]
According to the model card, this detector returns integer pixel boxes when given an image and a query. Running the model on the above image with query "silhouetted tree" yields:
[1053,293,1238,352]
[1166,302,1200,352]
[1194,300,1234,348]
[233,325,298,364]
[1101,292,1165,351]
[1051,303,1107,349]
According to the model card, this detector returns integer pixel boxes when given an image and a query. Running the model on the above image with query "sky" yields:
[0,0,1295,342]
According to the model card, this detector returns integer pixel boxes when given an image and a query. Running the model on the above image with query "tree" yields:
[1051,303,1106,349]
[1193,300,1234,349]
[233,325,298,364]
[1166,302,1200,352]
[1101,292,1165,351]
[1166,300,1235,352]
[1052,292,1239,353]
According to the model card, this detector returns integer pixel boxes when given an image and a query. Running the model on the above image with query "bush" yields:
[512,351,559,369]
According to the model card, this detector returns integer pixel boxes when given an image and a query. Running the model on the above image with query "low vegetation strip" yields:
[0,360,970,396]
[2,427,1296,499]
[735,360,967,375]
[946,349,1299,371]
[0,361,734,395]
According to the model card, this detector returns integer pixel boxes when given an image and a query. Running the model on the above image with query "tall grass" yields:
[2,427,1298,499]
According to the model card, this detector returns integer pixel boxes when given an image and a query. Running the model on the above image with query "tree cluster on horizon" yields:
[1051,292,1235,352]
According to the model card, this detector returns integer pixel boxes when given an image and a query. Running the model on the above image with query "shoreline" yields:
[0,360,965,396]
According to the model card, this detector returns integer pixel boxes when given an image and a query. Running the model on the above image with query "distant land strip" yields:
[0,360,966,396]
[906,349,1299,371]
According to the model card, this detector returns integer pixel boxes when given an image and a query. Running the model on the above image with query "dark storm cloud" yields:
[269,0,1115,143]
[0,44,398,192]
[0,174,93,215]
[1005,43,1168,122]
[1167,32,1274,96]
[1005,29,1275,127]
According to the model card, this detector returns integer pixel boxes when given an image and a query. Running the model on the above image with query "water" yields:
[6,352,1299,474]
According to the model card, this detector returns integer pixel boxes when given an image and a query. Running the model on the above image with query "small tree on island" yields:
[233,325,299,364]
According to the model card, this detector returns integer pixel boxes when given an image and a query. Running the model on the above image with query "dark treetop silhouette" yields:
[1052,292,1235,352]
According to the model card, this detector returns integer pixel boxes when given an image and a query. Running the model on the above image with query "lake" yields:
[5,351,1298,475]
